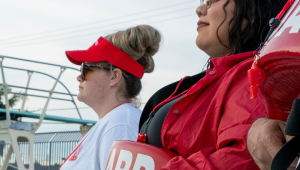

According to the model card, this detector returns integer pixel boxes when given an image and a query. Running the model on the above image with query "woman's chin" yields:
[195,36,208,51]
[77,94,84,102]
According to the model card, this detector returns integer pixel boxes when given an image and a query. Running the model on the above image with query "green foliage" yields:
[0,85,21,109]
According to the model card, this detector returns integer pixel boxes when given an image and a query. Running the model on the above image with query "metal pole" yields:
[49,142,52,170]
[48,133,57,170]
[1,84,77,96]
[0,57,10,128]
[20,71,33,112]
[33,67,66,130]
[0,55,79,72]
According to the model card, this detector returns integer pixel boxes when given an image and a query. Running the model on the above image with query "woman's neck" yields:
[89,95,131,119]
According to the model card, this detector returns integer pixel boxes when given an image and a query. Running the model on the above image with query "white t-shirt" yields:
[60,103,141,170]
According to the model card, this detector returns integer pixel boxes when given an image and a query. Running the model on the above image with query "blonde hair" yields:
[104,25,161,73]
[103,25,161,106]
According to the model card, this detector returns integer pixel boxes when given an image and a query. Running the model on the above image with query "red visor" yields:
[65,37,144,79]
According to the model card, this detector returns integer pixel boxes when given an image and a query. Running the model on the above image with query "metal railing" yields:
[0,55,91,170]
[0,131,82,170]
[0,55,82,120]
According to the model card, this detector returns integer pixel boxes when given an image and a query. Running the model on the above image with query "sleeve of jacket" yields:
[160,75,267,170]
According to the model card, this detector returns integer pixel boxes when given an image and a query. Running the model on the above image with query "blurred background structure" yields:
[0,56,96,170]
[0,131,82,170]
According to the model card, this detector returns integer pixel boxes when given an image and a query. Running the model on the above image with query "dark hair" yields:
[218,0,287,54]
[101,60,144,106]
[120,69,142,101]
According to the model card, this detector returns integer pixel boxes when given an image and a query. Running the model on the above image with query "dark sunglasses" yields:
[80,63,112,81]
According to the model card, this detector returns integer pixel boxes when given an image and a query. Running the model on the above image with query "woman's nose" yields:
[77,74,83,82]
[196,5,207,17]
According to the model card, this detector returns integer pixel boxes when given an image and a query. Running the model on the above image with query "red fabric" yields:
[257,52,300,121]
[65,37,144,78]
[160,51,267,170]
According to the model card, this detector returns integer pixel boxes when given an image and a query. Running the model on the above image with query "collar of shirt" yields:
[186,51,255,96]
[209,51,255,69]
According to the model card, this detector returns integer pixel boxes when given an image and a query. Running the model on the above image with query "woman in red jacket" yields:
[138,0,287,169]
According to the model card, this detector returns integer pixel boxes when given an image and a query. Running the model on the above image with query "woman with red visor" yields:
[137,0,287,169]
[59,25,161,170]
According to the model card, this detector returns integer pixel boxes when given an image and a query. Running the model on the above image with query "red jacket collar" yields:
[209,51,255,69]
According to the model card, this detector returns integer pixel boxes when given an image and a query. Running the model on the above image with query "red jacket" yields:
[148,51,267,169]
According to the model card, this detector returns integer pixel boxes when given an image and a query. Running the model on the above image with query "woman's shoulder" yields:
[100,103,141,128]
[118,103,142,117]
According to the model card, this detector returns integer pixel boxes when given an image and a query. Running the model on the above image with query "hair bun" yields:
[105,25,161,73]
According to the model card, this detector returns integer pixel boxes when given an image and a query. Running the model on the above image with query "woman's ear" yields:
[109,68,123,87]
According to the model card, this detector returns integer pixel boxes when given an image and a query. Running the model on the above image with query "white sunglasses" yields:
[200,0,218,7]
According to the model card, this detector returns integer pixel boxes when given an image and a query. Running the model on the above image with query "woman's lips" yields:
[197,21,209,31]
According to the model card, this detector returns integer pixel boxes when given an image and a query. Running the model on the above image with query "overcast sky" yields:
[0,0,209,133]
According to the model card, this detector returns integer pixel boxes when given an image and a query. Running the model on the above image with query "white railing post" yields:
[0,57,10,128]
[33,67,66,131]
[20,71,33,112]
[0,144,12,170]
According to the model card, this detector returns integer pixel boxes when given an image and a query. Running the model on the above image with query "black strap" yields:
[285,99,300,136]
[271,99,300,170]
[271,136,300,170]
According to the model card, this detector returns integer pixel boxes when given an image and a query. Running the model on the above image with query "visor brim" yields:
[65,50,106,65]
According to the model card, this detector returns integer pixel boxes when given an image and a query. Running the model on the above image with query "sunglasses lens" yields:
[201,0,212,6]
[81,63,85,81]
[80,63,110,81]
[200,0,204,5]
